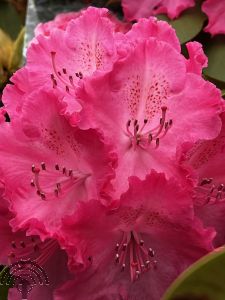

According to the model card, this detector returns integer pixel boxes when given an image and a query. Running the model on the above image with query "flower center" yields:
[50,51,83,93]
[194,177,225,205]
[125,106,172,149]
[31,162,89,200]
[115,231,156,282]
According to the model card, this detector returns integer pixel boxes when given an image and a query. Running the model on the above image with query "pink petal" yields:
[56,172,214,300]
[167,74,223,144]
[0,89,116,235]
[2,67,31,120]
[202,0,225,36]
[125,17,180,52]
[185,41,208,75]
[154,0,196,19]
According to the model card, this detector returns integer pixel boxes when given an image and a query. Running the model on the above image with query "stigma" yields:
[115,231,157,282]
[126,107,172,149]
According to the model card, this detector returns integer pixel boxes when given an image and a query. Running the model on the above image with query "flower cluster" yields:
[0,6,225,300]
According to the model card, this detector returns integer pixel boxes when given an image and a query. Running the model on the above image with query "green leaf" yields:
[9,27,25,73]
[0,2,22,40]
[203,36,225,83]
[0,266,12,300]
[162,248,225,300]
[157,1,206,44]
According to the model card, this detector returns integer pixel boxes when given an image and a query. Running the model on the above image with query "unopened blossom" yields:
[202,0,225,36]
[76,18,223,196]
[0,89,116,236]
[55,172,214,300]
[121,0,196,21]
[0,183,71,300]
[180,113,225,247]
[2,7,124,121]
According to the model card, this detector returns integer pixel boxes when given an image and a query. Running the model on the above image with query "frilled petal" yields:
[154,0,196,19]
[202,0,225,36]
[122,0,195,21]
[167,73,223,144]
[125,17,180,52]
[185,41,208,75]
[55,172,214,300]
[0,88,116,236]
[2,67,31,120]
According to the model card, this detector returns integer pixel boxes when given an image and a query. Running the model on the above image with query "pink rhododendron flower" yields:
[55,172,214,300]
[75,18,223,195]
[202,0,225,36]
[0,183,71,300]
[2,7,124,121]
[0,88,116,236]
[122,0,195,21]
[180,113,225,247]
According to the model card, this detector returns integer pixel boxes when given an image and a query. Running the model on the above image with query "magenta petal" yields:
[202,0,225,36]
[125,17,181,52]
[185,41,208,75]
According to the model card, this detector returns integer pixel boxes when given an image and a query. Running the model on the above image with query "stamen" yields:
[114,231,156,282]
[50,52,78,93]
[125,106,172,150]
[30,162,89,201]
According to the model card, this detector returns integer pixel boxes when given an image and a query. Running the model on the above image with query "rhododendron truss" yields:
[0,5,225,300]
